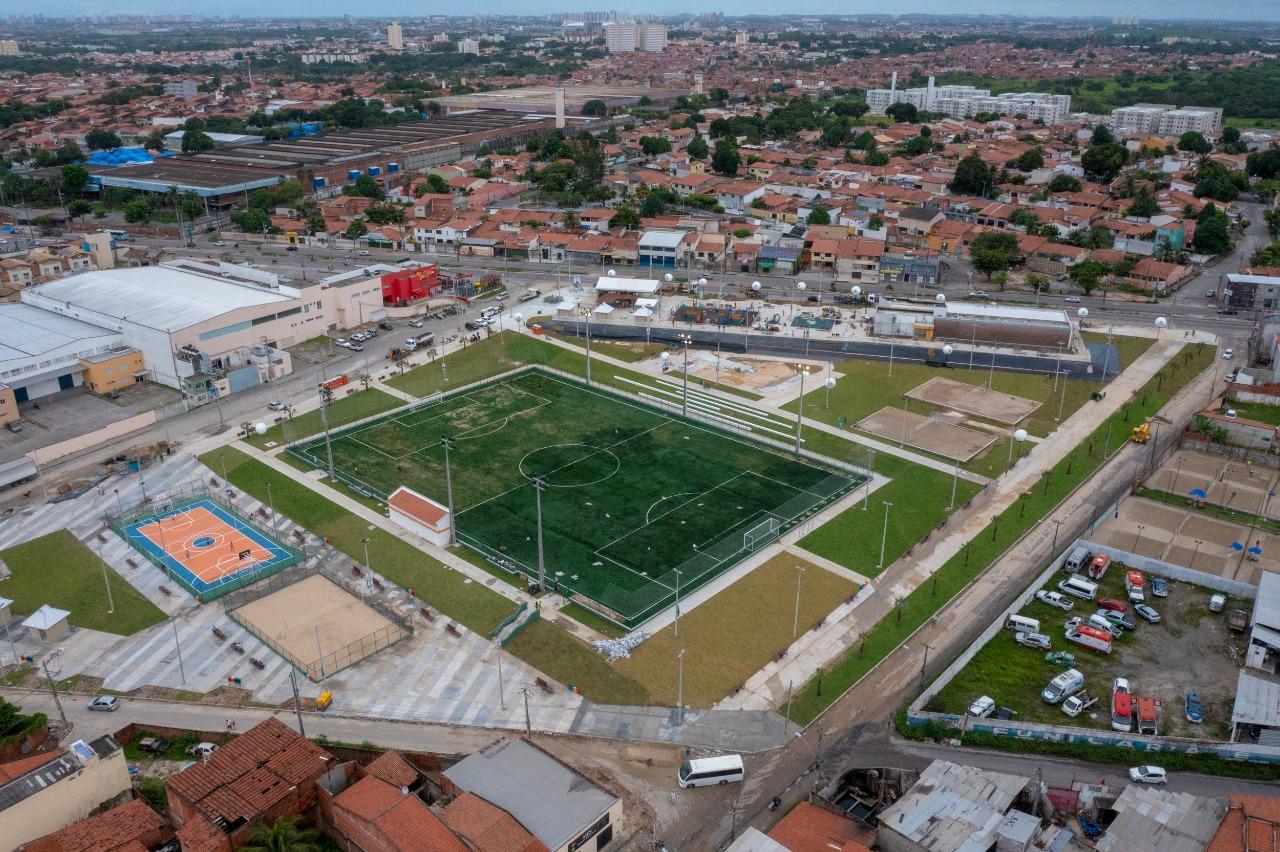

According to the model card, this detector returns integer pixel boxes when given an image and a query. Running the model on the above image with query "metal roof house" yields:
[21,604,71,642]
[442,738,622,852]
[875,760,1030,852]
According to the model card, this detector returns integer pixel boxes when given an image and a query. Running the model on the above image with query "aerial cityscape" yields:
[1,7,1280,851]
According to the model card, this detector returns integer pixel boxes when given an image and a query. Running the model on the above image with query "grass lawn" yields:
[786,342,1217,726]
[798,466,982,579]
[244,388,401,449]
[1218,400,1280,427]
[617,553,860,707]
[200,447,515,635]
[0,531,166,635]
[1084,331,1153,372]
[504,618,650,705]
[388,334,521,398]
[545,331,667,363]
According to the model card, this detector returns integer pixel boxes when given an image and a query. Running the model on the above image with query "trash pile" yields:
[593,631,650,662]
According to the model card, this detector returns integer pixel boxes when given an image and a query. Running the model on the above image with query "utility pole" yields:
[265,481,277,536]
[40,658,67,726]
[532,475,548,592]
[878,501,893,569]
[318,384,336,481]
[676,649,685,725]
[96,543,115,615]
[519,684,532,735]
[172,620,186,685]
[289,668,306,736]
[441,436,457,546]
[792,565,805,638]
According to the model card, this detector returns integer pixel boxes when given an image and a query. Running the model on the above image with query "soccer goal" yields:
[742,516,781,551]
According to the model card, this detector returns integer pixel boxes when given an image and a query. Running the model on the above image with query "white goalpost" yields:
[742,516,781,551]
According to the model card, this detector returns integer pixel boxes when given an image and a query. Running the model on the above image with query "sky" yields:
[22,0,1280,21]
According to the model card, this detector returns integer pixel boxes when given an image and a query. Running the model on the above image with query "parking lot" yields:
[926,561,1245,740]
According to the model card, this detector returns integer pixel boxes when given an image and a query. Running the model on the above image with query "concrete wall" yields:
[1078,539,1259,598]
[0,748,132,849]
[26,410,156,465]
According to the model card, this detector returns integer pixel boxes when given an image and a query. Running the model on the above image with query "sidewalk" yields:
[717,335,1188,711]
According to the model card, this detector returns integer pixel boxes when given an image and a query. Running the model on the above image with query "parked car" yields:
[1041,668,1084,704]
[285,244,298,252]
[1218,309,1239,316]
[464,320,486,331]
[6,422,22,433]
[212,240,226,247]
[1062,692,1098,717]
[355,250,372,257]
[187,742,218,758]
[1096,608,1137,631]
[267,401,285,411]
[1185,692,1204,724]
[136,737,170,755]
[1151,577,1169,598]
[967,695,996,718]
[1134,604,1161,624]
[1222,348,1234,359]
[1015,631,1052,650]
[87,696,119,712]
[1036,590,1074,611]
[1097,598,1128,613]
[1129,765,1168,785]
[335,338,349,347]
[379,321,393,331]
[968,290,991,299]
[1064,296,1082,304]
[408,318,425,328]
[364,328,378,338]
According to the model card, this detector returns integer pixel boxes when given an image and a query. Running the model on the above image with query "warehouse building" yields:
[0,303,127,412]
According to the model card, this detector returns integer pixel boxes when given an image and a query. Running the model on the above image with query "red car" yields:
[1097,598,1127,613]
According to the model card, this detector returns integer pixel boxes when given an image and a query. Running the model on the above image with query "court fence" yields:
[222,559,413,681]
[105,479,303,602]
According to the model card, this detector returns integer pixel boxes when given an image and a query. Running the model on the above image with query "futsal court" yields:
[123,498,293,596]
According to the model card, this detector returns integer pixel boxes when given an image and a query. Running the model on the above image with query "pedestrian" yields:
[670,791,677,804]
[230,720,237,733]
[225,719,232,733]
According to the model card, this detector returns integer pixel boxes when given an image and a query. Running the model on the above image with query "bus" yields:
[103,229,130,242]
[677,754,744,788]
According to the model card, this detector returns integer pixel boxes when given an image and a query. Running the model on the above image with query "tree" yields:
[687,136,708,160]
[365,203,405,225]
[66,198,92,219]
[562,211,579,230]
[1047,174,1082,194]
[852,130,877,151]
[1081,143,1127,182]
[969,230,1019,279]
[344,221,368,240]
[640,192,665,218]
[863,149,889,167]
[1193,160,1245,203]
[581,99,608,117]
[61,163,90,196]
[231,209,272,234]
[122,198,151,224]
[1068,260,1109,295]
[1177,131,1211,154]
[639,136,672,156]
[1192,205,1231,255]
[1126,191,1159,218]
[867,214,884,231]
[808,206,831,226]
[885,102,918,123]
[85,128,122,150]
[950,153,994,196]
[712,138,740,176]
[1026,272,1049,294]
[1252,242,1280,268]
[1013,149,1044,172]
[1090,124,1114,146]
[241,816,322,852]
[424,173,449,195]
[1248,147,1280,180]
[1009,208,1040,229]
[181,129,215,153]
[899,135,932,157]
[609,204,640,229]
[350,174,384,199]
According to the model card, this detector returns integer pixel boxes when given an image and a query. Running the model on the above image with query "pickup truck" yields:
[1062,691,1099,718]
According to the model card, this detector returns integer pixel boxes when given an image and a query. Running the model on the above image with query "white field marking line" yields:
[454,418,675,517]
[345,434,400,461]
[399,382,553,449]
[748,469,853,502]
[593,470,749,555]
[644,491,702,525]
[453,399,552,444]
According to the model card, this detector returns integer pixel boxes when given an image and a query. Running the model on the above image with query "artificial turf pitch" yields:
[291,369,860,627]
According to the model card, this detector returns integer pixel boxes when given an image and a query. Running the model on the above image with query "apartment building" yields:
[603,21,667,53]
[161,79,199,101]
[387,21,404,50]
[867,77,1070,123]
[0,40,19,56]
[458,38,481,55]
[1109,103,1222,135]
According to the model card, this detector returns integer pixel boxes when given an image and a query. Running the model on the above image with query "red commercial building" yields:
[381,266,440,306]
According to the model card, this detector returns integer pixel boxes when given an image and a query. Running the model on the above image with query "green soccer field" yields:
[291,369,862,627]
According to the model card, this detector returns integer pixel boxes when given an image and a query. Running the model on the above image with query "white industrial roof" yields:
[21,604,70,631]
[595,276,660,294]
[878,760,1028,852]
[0,304,120,364]
[1232,670,1280,729]
[25,266,291,332]
[945,302,1070,325]
[1228,273,1280,286]
[638,229,687,250]
[1095,785,1226,852]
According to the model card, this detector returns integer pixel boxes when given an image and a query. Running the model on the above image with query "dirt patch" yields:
[905,377,1041,425]
[684,354,816,393]
[856,406,997,462]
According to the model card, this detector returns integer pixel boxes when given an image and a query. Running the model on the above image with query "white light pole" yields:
[679,333,692,416]
[792,564,805,638]
[532,475,547,592]
[96,543,114,615]
[1154,315,1168,340]
[673,568,682,639]
[676,648,686,725]
[1007,428,1028,466]
[824,375,836,409]
[441,436,457,546]
[877,501,893,569]
[794,365,808,453]
[578,306,593,385]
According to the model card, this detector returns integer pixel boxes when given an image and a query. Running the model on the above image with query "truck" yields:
[1066,624,1113,654]
[1041,668,1085,704]
[1131,421,1151,443]
[1137,697,1162,735]
[1062,691,1098,718]
[320,375,349,391]
[1087,553,1111,580]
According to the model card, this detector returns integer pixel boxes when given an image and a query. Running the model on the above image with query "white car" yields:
[336,338,349,347]
[1222,349,1234,360]
[356,250,372,257]
[1014,631,1052,650]
[212,240,226,247]
[187,742,219,759]
[1036,590,1074,611]
[408,318,425,328]
[1064,296,1081,304]
[87,696,119,712]
[267,401,285,411]
[967,695,996,718]
[1129,765,1167,785]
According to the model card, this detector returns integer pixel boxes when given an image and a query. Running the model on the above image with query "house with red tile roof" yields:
[1206,793,1280,852]
[1126,257,1189,291]
[330,773,468,852]
[441,792,548,852]
[766,801,873,852]
[20,797,173,852]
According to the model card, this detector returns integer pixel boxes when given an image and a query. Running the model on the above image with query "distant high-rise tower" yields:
[604,21,667,54]
[387,22,404,50]
[734,31,749,46]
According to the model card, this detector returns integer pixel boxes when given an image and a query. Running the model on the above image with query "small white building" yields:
[21,604,71,642]
[387,486,451,548]
[594,276,660,308]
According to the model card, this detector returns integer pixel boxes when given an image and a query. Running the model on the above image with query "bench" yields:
[535,677,554,694]
[126,558,138,568]
[446,623,462,638]
[96,533,107,543]
[419,607,435,622]
[159,586,172,597]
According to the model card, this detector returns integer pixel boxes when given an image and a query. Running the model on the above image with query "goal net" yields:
[742,516,781,551]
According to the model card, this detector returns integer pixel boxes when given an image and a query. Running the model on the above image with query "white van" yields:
[678,754,744,788]
[1064,546,1091,573]
[1058,576,1098,600]
[1041,668,1084,704]
[1005,614,1040,634]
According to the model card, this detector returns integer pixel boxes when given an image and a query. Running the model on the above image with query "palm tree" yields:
[425,347,438,363]
[394,355,408,375]
[241,816,322,852]
[283,403,296,421]
[240,420,253,437]
[358,373,372,391]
